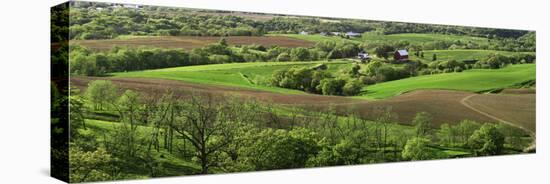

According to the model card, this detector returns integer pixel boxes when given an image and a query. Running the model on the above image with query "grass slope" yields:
[274,33,489,45]
[112,61,350,94]
[360,64,535,99]
[361,33,489,45]
[413,50,534,62]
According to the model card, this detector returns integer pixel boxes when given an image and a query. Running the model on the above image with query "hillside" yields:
[361,64,535,99]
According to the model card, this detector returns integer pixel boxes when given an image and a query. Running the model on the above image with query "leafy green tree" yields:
[290,47,310,61]
[85,80,118,110]
[342,79,363,96]
[467,123,505,156]
[111,90,143,158]
[437,123,458,146]
[315,40,337,52]
[219,38,228,46]
[69,146,112,183]
[69,91,86,137]
[349,64,361,77]
[432,53,437,61]
[402,137,437,160]
[240,128,320,170]
[374,44,394,60]
[276,52,291,62]
[456,120,482,144]
[318,78,346,95]
[412,112,433,138]
[310,70,332,93]
[364,60,383,76]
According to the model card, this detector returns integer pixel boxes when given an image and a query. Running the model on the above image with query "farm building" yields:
[345,32,362,37]
[357,51,371,62]
[394,50,409,61]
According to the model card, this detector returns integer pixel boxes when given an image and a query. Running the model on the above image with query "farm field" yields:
[361,33,489,45]
[112,61,351,94]
[71,36,314,51]
[113,61,535,100]
[361,64,535,99]
[71,74,536,133]
[275,33,490,45]
[53,3,537,182]
[270,34,363,44]
[413,49,535,62]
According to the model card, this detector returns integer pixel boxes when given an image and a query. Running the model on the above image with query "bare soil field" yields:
[71,36,314,51]
[463,93,536,132]
[500,88,536,94]
[71,76,535,130]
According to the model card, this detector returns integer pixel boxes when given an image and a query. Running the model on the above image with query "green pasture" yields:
[360,64,536,99]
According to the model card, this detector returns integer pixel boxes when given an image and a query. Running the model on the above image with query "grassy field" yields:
[412,49,534,62]
[360,64,536,99]
[361,33,489,45]
[112,61,350,94]
[113,62,535,99]
[274,33,490,45]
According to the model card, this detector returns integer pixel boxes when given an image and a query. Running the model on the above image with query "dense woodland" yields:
[68,3,535,52]
[60,80,531,182]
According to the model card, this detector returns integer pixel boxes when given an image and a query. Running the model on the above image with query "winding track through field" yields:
[460,94,535,135]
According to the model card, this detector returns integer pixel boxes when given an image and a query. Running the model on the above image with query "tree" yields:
[170,95,239,174]
[276,52,291,62]
[412,112,433,138]
[240,128,320,170]
[364,60,383,76]
[349,64,361,77]
[85,80,118,110]
[342,79,363,96]
[456,120,482,144]
[467,123,505,156]
[69,146,113,183]
[290,47,310,61]
[432,53,437,61]
[374,45,394,60]
[318,78,346,95]
[402,137,437,161]
[219,38,228,46]
[437,123,457,146]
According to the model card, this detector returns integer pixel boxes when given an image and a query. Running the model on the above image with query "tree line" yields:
[69,2,534,48]
[69,39,363,76]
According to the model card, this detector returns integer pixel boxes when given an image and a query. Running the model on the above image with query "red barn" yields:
[394,50,409,61]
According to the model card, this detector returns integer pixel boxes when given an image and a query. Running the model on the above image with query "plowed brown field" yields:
[71,76,535,132]
[71,36,314,51]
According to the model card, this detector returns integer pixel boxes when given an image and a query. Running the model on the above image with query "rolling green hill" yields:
[412,49,534,62]
[274,33,490,45]
[361,33,489,45]
[360,64,536,99]
[112,61,350,94]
